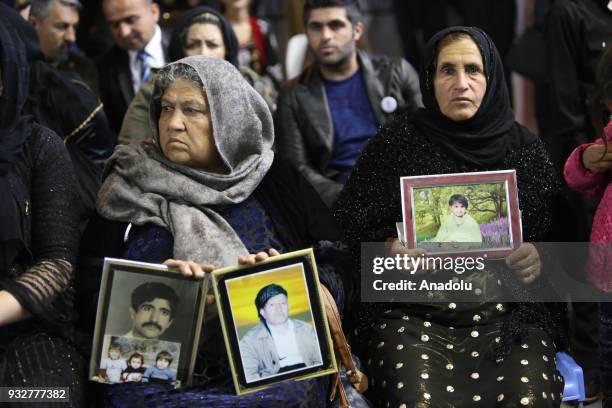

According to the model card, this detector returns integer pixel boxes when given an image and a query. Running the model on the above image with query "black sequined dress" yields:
[334,118,567,408]
[0,125,86,407]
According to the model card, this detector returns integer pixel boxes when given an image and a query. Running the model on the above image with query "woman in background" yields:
[119,5,274,144]
[222,0,282,91]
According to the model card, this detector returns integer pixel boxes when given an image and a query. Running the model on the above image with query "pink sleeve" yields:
[563,141,607,198]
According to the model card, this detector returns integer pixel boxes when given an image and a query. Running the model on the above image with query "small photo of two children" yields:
[94,335,181,387]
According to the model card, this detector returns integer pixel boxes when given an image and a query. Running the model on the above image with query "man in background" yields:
[98,0,169,135]
[29,0,98,90]
[276,0,421,207]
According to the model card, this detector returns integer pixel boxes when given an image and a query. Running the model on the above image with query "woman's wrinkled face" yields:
[434,37,487,122]
[183,23,227,60]
[158,78,223,172]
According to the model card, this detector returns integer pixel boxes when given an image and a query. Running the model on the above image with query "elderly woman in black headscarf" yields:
[334,27,567,407]
[78,55,344,406]
[118,5,274,144]
[0,16,85,406]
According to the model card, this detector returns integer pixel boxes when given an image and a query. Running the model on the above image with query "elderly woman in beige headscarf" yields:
[77,55,344,406]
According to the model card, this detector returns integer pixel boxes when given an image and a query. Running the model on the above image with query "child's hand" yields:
[130,373,143,382]
[238,248,280,265]
[582,143,612,172]
[505,243,541,284]
[163,259,215,279]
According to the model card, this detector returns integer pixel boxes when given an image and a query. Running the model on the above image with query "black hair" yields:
[254,283,288,322]
[181,12,222,41]
[448,194,468,209]
[303,0,362,26]
[130,282,179,319]
[180,13,223,54]
[168,6,239,67]
[127,352,144,365]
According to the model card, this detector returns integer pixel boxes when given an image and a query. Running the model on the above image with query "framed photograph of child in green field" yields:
[400,170,522,258]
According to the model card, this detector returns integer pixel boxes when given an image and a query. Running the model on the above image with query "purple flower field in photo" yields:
[480,217,511,248]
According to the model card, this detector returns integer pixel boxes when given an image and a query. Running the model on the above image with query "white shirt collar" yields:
[144,25,165,68]
[128,25,166,92]
[268,319,304,367]
[128,25,165,66]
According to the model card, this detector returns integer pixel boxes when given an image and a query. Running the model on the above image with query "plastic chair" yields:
[285,34,308,80]
[556,352,586,406]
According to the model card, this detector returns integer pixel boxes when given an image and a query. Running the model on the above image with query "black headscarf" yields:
[168,6,239,67]
[0,3,44,64]
[0,15,33,245]
[413,26,536,167]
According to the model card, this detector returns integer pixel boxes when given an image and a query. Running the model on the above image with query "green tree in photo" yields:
[413,183,508,242]
[464,183,507,221]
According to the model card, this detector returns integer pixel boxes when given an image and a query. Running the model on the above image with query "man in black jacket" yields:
[275,0,421,207]
[2,3,114,222]
[29,0,98,91]
[97,0,169,135]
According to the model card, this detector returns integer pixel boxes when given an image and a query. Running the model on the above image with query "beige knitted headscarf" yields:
[97,56,275,267]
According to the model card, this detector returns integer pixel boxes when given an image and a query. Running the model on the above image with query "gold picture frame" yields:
[212,248,337,395]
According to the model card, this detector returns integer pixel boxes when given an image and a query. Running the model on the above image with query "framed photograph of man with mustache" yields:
[89,258,208,388]
[212,248,337,395]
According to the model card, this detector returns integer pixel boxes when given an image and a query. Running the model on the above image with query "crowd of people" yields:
[0,0,611,407]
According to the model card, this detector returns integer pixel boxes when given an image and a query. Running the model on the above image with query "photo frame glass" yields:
[89,258,207,388]
[212,249,337,395]
[401,170,522,258]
